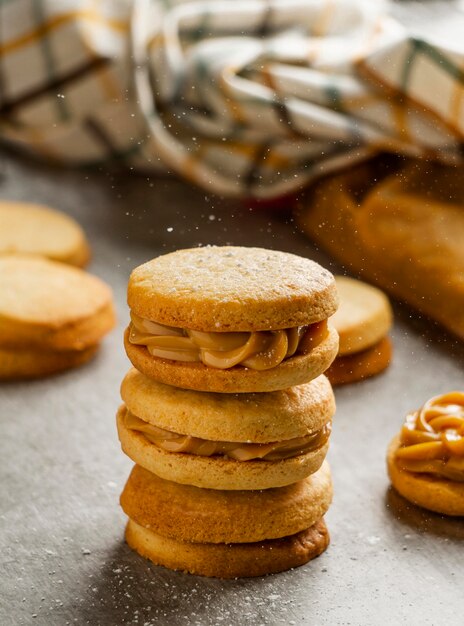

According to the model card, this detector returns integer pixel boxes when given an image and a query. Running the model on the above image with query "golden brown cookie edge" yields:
[128,247,338,332]
[125,517,330,578]
[326,336,392,386]
[117,407,330,490]
[120,462,333,543]
[387,436,464,517]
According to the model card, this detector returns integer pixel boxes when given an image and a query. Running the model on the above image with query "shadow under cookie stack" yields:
[117,247,339,578]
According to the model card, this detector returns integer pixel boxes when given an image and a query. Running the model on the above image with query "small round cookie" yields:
[0,201,90,267]
[120,368,334,441]
[120,462,333,544]
[0,344,98,380]
[387,435,464,517]
[0,256,115,351]
[387,392,464,516]
[117,371,334,489]
[326,337,392,386]
[128,247,338,331]
[331,276,392,356]
[125,517,330,578]
[125,246,339,392]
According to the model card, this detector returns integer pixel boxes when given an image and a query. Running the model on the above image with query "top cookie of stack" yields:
[124,246,339,393]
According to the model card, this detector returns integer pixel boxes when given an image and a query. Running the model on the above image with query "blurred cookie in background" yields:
[0,200,90,267]
[326,276,393,385]
[0,256,115,379]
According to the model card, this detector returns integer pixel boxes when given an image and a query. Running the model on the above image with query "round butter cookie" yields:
[0,256,115,351]
[326,337,392,386]
[120,368,335,442]
[331,276,392,356]
[0,201,90,267]
[0,344,98,380]
[120,462,333,544]
[387,393,464,516]
[128,247,338,331]
[387,435,464,517]
[125,246,339,392]
[125,517,330,578]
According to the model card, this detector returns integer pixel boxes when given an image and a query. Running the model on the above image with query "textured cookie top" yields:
[0,256,113,328]
[128,246,338,331]
[121,367,335,441]
[331,276,392,356]
[0,201,89,266]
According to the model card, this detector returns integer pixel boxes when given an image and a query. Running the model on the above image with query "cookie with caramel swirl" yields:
[387,392,464,516]
[125,246,339,392]
[117,368,335,490]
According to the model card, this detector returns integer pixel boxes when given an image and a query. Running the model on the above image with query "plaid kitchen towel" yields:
[0,0,462,198]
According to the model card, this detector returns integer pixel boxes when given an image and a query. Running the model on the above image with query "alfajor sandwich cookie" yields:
[387,392,464,517]
[326,276,392,385]
[125,246,339,393]
[118,368,335,490]
[0,255,115,379]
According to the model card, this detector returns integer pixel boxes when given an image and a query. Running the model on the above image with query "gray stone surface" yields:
[0,149,463,626]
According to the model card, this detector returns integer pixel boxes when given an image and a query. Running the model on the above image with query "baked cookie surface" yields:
[0,201,90,267]
[128,246,338,331]
[326,337,392,386]
[120,368,335,442]
[331,276,392,356]
[0,344,98,380]
[0,256,115,350]
[120,462,332,544]
[387,436,464,517]
[387,392,464,516]
[125,517,330,578]
[125,247,339,391]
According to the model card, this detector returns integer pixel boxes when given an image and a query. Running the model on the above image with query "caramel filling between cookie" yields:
[123,408,331,461]
[395,391,464,482]
[128,312,329,370]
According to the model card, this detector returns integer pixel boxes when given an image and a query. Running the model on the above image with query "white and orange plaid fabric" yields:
[0,0,462,197]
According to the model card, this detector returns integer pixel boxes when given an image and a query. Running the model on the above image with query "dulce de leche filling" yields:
[128,312,329,370]
[395,391,464,482]
[123,408,331,461]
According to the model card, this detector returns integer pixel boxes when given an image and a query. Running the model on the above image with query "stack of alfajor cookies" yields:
[117,246,339,578]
